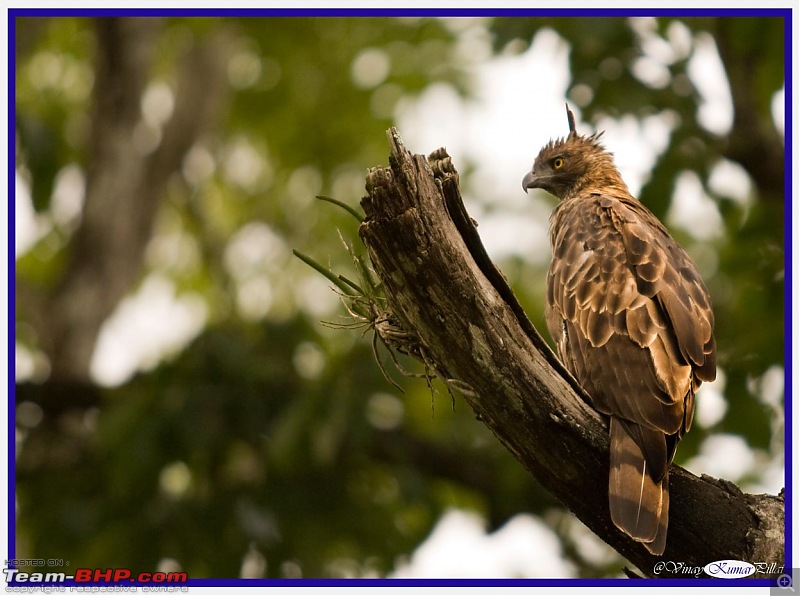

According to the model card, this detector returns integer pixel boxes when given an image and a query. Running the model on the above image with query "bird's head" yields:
[522,105,628,201]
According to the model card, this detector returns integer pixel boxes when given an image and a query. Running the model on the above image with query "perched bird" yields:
[522,106,716,555]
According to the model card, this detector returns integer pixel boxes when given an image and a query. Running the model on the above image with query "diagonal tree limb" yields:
[358,128,784,578]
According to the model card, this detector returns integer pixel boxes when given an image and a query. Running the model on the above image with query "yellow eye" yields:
[553,157,565,170]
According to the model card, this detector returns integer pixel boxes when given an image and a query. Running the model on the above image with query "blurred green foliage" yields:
[15,15,785,578]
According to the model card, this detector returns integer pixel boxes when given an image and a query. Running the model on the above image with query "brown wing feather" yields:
[547,193,715,437]
[615,197,717,382]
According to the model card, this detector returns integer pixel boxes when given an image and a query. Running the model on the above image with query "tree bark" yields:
[358,128,784,578]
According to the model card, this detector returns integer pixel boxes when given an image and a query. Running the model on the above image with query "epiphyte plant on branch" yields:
[293,197,450,400]
[522,105,716,555]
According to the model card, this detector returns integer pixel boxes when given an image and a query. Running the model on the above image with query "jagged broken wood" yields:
[357,128,784,578]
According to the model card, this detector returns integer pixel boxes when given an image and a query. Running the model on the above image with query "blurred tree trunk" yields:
[713,18,784,203]
[27,17,230,382]
[358,128,785,578]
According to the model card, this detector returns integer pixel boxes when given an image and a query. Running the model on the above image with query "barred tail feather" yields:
[643,473,669,555]
[608,417,668,553]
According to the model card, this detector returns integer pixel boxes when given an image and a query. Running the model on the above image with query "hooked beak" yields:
[522,170,540,193]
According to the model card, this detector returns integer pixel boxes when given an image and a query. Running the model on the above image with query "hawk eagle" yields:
[522,106,716,555]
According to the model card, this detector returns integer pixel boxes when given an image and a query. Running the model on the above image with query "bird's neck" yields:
[566,172,631,201]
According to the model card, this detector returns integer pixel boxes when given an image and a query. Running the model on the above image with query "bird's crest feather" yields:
[566,103,577,135]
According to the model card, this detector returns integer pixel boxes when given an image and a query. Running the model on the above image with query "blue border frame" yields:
[8,6,794,589]
[5,7,793,17]
[783,8,794,575]
[8,577,777,588]
[8,5,17,569]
